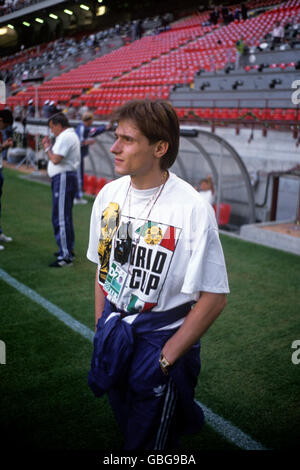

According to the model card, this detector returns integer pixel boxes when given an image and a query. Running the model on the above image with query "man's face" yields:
[200,181,209,191]
[83,117,93,127]
[49,121,63,137]
[110,119,160,179]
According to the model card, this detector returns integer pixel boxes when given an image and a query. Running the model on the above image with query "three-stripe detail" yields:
[154,378,178,450]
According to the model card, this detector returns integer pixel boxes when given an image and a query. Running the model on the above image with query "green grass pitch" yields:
[0,167,299,453]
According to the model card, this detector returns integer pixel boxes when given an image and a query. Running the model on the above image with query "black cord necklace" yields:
[114,172,168,266]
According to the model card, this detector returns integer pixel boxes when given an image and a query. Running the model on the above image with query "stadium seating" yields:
[3,0,300,129]
[173,103,300,123]
[82,175,108,195]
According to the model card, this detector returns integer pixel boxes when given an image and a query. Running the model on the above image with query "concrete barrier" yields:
[240,219,300,255]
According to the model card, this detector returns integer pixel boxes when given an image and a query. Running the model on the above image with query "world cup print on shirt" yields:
[99,209,181,313]
[97,202,120,283]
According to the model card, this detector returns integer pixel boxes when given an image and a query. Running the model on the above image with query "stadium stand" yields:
[0,1,45,18]
[2,0,298,130]
[1,2,298,113]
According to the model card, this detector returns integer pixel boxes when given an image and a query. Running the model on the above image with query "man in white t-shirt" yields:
[271,21,284,46]
[42,113,80,267]
[87,99,229,450]
[198,175,215,205]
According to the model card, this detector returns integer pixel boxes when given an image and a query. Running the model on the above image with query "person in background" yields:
[209,7,219,25]
[74,112,111,205]
[13,103,23,120]
[27,99,35,117]
[235,35,246,69]
[42,113,80,267]
[271,21,285,47]
[221,5,229,24]
[65,103,76,120]
[234,8,241,21]
[198,175,215,205]
[77,100,89,120]
[42,100,51,118]
[0,109,14,251]
[241,1,248,20]
[48,100,59,116]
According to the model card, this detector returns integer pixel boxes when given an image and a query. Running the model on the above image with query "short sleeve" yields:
[87,193,102,264]
[181,205,229,295]
[52,134,65,157]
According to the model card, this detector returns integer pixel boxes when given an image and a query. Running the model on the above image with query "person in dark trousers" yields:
[27,99,35,117]
[0,109,14,251]
[42,100,51,118]
[48,100,59,116]
[42,113,80,267]
[87,99,229,450]
[241,2,248,21]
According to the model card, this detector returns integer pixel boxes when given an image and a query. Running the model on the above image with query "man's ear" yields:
[154,140,169,159]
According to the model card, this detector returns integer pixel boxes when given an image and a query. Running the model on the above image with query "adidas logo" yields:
[153,384,166,397]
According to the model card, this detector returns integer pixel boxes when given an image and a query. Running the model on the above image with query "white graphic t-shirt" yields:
[47,127,80,178]
[87,172,229,317]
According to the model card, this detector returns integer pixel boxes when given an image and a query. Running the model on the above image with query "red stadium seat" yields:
[83,174,97,195]
[194,108,204,118]
[175,108,185,119]
[272,109,284,120]
[95,177,107,194]
[203,108,214,119]
[285,109,297,121]
[228,108,239,119]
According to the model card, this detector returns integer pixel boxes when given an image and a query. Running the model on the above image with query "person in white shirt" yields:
[198,175,215,205]
[272,21,284,46]
[86,99,229,450]
[42,113,80,267]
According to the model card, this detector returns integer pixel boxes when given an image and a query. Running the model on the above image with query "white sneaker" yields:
[0,244,4,251]
[74,198,88,205]
[0,233,13,242]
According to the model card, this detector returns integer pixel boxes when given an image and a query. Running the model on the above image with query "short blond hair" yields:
[83,112,94,122]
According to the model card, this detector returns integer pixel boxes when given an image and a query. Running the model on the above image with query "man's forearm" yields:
[46,148,63,165]
[161,292,227,365]
[42,137,62,165]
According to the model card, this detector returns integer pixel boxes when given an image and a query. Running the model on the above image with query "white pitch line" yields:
[195,401,268,450]
[0,268,94,342]
[0,267,268,450]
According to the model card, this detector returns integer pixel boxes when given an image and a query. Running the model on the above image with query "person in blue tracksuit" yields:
[42,113,80,267]
[87,99,229,450]
[74,112,110,205]
[0,109,14,251]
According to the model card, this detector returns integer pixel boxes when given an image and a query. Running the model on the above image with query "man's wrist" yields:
[159,352,172,375]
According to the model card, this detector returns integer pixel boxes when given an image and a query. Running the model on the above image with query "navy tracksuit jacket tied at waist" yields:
[88,298,204,436]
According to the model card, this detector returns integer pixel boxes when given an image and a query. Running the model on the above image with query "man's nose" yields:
[110,139,120,153]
